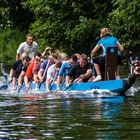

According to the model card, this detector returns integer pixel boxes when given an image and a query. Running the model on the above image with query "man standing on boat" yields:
[65,54,92,88]
[16,33,38,61]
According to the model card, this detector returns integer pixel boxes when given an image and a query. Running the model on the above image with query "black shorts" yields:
[12,60,22,70]
[83,77,91,82]
[93,56,105,68]
[93,55,122,66]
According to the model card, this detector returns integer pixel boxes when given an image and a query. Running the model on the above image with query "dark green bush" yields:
[0,28,26,64]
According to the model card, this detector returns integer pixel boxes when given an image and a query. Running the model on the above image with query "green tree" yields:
[0,28,26,64]
[0,0,12,28]
[0,0,34,63]
[0,0,34,30]
[21,0,113,55]
[108,0,140,52]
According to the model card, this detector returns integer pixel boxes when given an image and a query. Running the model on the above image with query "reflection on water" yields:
[0,78,140,139]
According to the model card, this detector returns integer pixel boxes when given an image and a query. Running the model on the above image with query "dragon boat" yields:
[0,72,138,96]
[16,75,137,95]
[0,48,140,96]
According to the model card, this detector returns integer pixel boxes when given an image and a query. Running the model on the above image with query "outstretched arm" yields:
[56,75,62,90]
[90,45,100,59]
[16,53,20,61]
[18,71,25,88]
[38,69,44,82]
[24,76,30,88]
[65,75,70,87]
[117,42,124,53]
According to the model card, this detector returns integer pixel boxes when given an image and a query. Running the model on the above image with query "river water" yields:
[0,75,140,139]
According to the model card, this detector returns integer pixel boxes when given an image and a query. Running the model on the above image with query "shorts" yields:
[93,55,122,66]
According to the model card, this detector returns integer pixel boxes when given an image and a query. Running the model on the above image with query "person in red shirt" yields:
[24,52,42,91]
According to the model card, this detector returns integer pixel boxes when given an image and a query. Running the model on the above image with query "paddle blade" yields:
[0,84,8,90]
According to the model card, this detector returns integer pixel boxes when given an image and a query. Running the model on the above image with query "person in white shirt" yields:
[46,61,62,92]
[16,33,38,60]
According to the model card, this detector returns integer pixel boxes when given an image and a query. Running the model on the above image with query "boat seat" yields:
[105,47,118,80]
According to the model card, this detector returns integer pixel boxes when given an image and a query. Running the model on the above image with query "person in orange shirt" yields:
[24,52,42,91]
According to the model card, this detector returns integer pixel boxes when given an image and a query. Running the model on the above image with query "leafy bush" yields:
[108,0,140,52]
[0,28,26,64]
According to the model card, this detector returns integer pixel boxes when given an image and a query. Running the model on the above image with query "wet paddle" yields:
[0,80,12,90]
[17,83,23,93]
[50,71,59,91]
[63,77,81,91]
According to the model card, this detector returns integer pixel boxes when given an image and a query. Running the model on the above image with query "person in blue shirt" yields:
[90,28,124,82]
[56,54,78,90]
[65,54,92,88]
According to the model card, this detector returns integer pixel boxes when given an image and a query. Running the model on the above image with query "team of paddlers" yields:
[9,28,124,91]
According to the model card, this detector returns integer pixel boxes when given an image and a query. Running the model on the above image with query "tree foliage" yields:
[0,0,140,63]
[108,0,140,52]
[0,28,26,63]
[0,0,34,30]
[21,0,113,55]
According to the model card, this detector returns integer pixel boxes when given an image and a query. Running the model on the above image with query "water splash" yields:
[0,87,119,99]
[0,76,139,100]
[126,85,140,96]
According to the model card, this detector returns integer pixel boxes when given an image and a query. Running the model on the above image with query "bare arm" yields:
[24,76,30,88]
[42,47,51,59]
[79,69,92,80]
[84,69,92,78]
[65,75,70,87]
[56,75,62,89]
[117,42,124,53]
[46,78,51,91]
[9,69,15,81]
[38,69,44,82]
[90,45,101,59]
[33,74,39,83]
[16,53,20,61]
[18,71,25,88]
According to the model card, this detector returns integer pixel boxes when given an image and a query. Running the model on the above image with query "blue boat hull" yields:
[52,80,124,92]
[0,75,136,96]
[18,79,127,95]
